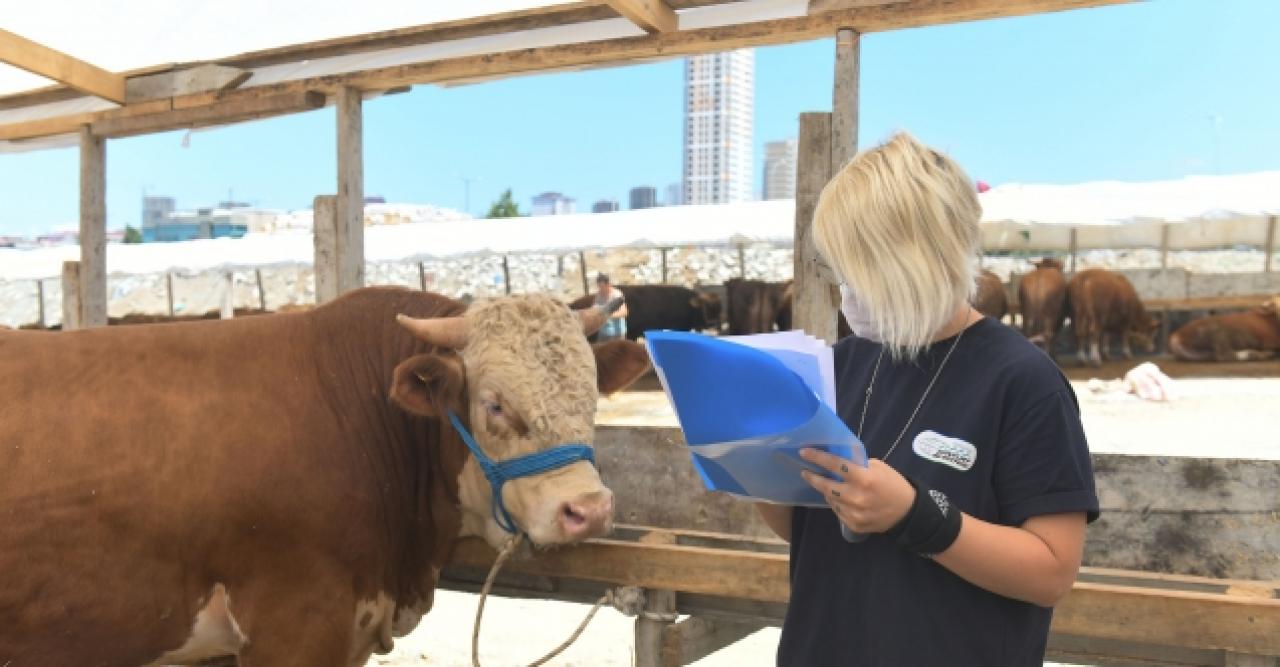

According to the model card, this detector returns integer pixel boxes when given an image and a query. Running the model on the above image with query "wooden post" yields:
[502,255,512,295]
[1068,227,1078,274]
[315,186,363,303]
[661,617,764,666]
[254,269,267,311]
[314,194,338,303]
[634,532,677,667]
[579,250,589,295]
[335,85,365,293]
[35,279,46,328]
[557,254,565,278]
[60,261,81,331]
[789,28,858,345]
[794,113,839,343]
[1265,215,1276,274]
[831,28,860,170]
[737,243,746,278]
[78,125,107,328]
[418,261,427,290]
[221,272,235,319]
[165,272,175,317]
[660,247,669,284]
[1160,223,1170,269]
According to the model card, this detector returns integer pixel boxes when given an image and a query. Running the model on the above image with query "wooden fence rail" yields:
[442,526,1280,666]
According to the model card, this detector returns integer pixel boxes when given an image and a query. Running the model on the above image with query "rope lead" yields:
[470,534,674,667]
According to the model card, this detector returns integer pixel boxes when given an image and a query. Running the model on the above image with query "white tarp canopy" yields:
[0,0,811,152]
[0,199,795,281]
[0,1,581,96]
[2,172,1276,281]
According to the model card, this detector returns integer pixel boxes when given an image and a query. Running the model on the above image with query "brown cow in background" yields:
[725,278,792,335]
[1018,258,1068,355]
[1067,268,1159,367]
[1169,296,1280,362]
[973,269,1008,321]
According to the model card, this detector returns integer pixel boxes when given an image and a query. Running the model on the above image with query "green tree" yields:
[123,225,143,244]
[486,189,521,218]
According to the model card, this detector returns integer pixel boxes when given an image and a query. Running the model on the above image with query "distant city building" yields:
[531,192,575,216]
[683,50,754,205]
[142,196,175,230]
[592,199,620,213]
[629,186,657,210]
[762,138,798,200]
[141,197,252,242]
[363,195,387,204]
[665,182,684,207]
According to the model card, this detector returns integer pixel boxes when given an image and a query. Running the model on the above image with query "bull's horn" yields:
[397,314,469,349]
[578,297,623,336]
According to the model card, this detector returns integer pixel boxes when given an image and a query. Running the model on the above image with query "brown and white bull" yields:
[0,287,649,666]
[1066,268,1159,367]
[1018,258,1067,354]
[1169,296,1280,362]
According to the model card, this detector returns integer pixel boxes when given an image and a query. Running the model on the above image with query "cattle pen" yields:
[2,1,1278,666]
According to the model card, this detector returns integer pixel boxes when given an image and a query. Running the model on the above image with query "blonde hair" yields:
[813,132,981,360]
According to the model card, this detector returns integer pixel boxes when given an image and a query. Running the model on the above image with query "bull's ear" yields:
[390,353,465,417]
[593,340,651,396]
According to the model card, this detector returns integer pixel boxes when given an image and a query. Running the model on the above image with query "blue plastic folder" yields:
[643,330,868,507]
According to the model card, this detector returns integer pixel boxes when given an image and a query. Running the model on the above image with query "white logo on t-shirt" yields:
[912,430,977,471]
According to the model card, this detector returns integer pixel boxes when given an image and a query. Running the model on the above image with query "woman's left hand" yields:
[799,448,916,534]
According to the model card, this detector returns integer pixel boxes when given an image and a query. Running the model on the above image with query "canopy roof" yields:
[0,0,1128,152]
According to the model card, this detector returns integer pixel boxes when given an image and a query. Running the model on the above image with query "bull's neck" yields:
[305,288,468,606]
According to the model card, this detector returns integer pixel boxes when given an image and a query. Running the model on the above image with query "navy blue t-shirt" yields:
[777,317,1099,666]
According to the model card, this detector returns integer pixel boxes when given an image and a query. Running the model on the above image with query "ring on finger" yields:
[830,488,841,498]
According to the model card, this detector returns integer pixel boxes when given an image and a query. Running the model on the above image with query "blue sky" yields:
[0,0,1277,236]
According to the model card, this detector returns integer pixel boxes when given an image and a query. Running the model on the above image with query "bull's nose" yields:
[559,492,614,541]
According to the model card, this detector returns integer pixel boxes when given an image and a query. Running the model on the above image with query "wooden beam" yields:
[808,0,901,12]
[78,125,106,328]
[0,0,1132,143]
[1052,581,1280,657]
[449,537,1280,657]
[126,64,250,102]
[449,537,790,603]
[89,90,325,138]
[0,29,125,103]
[606,0,678,33]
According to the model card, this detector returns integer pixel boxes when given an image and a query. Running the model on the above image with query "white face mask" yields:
[839,284,880,342]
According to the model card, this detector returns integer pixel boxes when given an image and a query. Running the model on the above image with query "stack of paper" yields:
[644,330,867,506]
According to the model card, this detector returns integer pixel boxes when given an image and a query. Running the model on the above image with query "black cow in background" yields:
[571,284,721,341]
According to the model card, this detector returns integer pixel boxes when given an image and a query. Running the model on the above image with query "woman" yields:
[756,133,1098,665]
[593,273,629,341]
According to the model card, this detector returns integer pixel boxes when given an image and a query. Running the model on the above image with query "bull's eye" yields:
[485,400,503,417]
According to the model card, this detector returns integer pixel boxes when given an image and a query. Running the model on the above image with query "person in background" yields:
[594,273,628,341]
[756,132,1098,666]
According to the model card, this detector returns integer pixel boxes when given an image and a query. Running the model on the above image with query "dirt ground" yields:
[370,593,1085,667]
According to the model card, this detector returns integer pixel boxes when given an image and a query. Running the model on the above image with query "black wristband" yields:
[889,476,962,557]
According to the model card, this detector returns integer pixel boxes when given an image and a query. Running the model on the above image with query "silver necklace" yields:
[857,309,972,462]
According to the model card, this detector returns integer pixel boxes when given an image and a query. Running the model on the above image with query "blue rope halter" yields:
[448,410,596,535]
